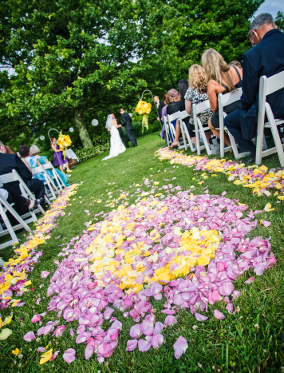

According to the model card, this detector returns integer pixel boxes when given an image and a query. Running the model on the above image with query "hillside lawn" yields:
[1,132,284,373]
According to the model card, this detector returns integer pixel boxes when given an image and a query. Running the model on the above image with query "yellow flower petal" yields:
[12,348,21,355]
[264,203,275,212]
[0,328,12,340]
[40,349,53,365]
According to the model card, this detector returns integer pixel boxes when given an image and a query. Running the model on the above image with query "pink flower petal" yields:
[23,331,36,342]
[214,310,226,320]
[41,271,50,279]
[63,348,76,364]
[129,324,142,339]
[138,339,151,352]
[126,339,138,351]
[151,334,164,349]
[164,315,177,326]
[50,350,59,361]
[244,276,255,284]
[195,313,208,322]
[173,336,188,359]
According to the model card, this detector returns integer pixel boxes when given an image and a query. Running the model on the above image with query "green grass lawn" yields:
[1,132,284,373]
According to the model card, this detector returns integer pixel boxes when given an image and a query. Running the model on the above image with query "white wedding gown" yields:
[102,124,126,161]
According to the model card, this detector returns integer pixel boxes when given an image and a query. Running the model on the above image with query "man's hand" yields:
[157,117,159,121]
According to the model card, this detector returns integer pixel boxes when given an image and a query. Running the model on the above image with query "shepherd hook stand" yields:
[139,89,163,130]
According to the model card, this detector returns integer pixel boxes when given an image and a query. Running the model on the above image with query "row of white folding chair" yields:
[0,195,31,250]
[256,71,284,166]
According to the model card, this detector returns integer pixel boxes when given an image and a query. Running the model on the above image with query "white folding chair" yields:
[0,172,41,221]
[192,100,212,155]
[32,165,58,201]
[218,88,250,159]
[167,112,189,150]
[179,110,196,152]
[163,116,172,147]
[11,170,46,214]
[42,162,66,192]
[256,71,284,166]
[0,195,31,250]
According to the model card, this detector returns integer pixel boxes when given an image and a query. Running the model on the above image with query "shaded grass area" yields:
[1,132,284,373]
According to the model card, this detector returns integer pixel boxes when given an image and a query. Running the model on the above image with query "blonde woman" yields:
[202,48,243,146]
[184,64,213,146]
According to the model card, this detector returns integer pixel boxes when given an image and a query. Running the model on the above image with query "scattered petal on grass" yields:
[126,340,138,351]
[23,331,36,342]
[40,349,53,365]
[138,339,151,352]
[260,220,271,227]
[165,315,177,326]
[63,348,76,364]
[173,336,188,359]
[195,313,208,322]
[244,277,255,284]
[214,310,226,320]
[0,328,12,340]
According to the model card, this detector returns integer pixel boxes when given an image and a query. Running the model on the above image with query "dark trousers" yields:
[4,189,30,226]
[26,179,46,209]
[118,127,129,148]
[126,128,137,147]
[224,109,256,156]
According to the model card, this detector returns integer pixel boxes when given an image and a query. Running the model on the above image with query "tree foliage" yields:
[275,11,284,32]
[0,0,263,149]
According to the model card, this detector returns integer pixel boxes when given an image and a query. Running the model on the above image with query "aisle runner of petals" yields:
[0,184,78,311]
[25,187,276,364]
[157,147,284,198]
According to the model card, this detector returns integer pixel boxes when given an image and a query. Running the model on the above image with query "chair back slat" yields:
[192,100,211,115]
[179,110,190,120]
[0,172,18,184]
[167,112,180,122]
[265,70,284,95]
[219,88,242,106]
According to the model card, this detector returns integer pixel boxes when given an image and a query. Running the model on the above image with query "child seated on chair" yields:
[18,145,47,183]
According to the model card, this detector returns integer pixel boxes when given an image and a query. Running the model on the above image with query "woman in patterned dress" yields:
[184,64,213,147]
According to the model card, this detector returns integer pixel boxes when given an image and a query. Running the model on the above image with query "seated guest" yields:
[224,13,284,163]
[167,89,182,148]
[178,79,188,100]
[184,64,213,146]
[30,145,70,186]
[5,145,17,154]
[202,48,243,147]
[159,93,170,141]
[0,141,46,211]
[228,61,242,69]
[0,176,40,216]
[19,145,47,183]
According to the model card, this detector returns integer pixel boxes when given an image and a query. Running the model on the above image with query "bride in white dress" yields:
[102,114,126,161]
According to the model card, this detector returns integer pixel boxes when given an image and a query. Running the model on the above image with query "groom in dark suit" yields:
[120,108,137,147]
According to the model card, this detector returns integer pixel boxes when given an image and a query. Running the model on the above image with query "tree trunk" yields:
[74,109,93,148]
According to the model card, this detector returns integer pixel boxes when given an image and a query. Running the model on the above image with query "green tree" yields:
[0,0,264,149]
[275,11,284,32]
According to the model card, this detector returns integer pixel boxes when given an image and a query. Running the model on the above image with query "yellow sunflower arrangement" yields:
[135,100,152,132]
[57,132,72,156]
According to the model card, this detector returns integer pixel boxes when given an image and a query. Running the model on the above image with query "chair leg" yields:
[198,119,212,155]
[267,105,284,167]
[0,199,31,232]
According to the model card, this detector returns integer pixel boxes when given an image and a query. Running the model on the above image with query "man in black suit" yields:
[154,96,165,124]
[224,13,284,163]
[120,108,137,147]
[114,114,129,148]
[0,142,46,213]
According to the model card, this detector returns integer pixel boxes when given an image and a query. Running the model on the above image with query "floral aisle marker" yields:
[0,184,78,312]
[157,147,284,198]
[135,100,152,132]
[26,182,276,364]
